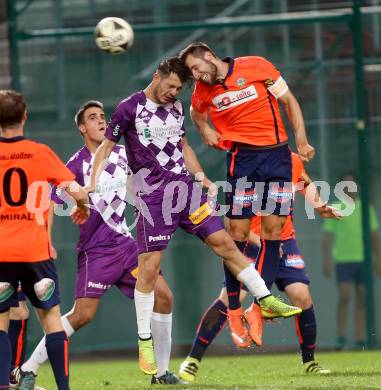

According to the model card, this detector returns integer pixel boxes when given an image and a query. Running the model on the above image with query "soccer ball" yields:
[95,17,134,54]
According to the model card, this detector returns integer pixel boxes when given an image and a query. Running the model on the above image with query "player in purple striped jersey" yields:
[88,57,301,376]
[19,101,181,386]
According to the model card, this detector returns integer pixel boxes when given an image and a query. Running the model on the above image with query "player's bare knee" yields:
[0,311,10,332]
[9,305,29,321]
[19,301,29,319]
[142,265,160,285]
[73,310,94,329]
[261,225,282,240]
[155,287,173,313]
[293,295,313,310]
[228,225,249,242]
[216,233,238,257]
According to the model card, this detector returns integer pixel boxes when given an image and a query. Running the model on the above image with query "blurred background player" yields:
[0,90,89,390]
[20,100,181,385]
[87,57,301,376]
[179,42,315,347]
[322,173,381,349]
[179,152,341,382]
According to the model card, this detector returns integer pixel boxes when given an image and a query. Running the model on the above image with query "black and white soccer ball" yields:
[95,17,134,54]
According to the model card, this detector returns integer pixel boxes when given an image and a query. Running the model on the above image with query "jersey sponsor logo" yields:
[0,152,33,160]
[189,202,213,224]
[148,234,171,242]
[233,189,258,207]
[130,267,139,279]
[236,77,246,87]
[138,125,182,139]
[143,128,151,139]
[212,85,258,111]
[34,278,55,301]
[0,282,14,303]
[112,124,121,137]
[0,213,34,222]
[268,185,293,204]
[87,281,111,290]
[264,78,275,87]
[285,255,305,269]
[94,175,127,194]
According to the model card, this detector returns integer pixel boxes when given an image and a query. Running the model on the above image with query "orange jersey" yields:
[0,137,75,262]
[191,56,289,149]
[250,153,305,240]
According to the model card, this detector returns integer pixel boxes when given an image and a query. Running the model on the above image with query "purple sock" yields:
[295,306,317,363]
[46,331,70,390]
[0,330,11,387]
[224,240,246,310]
[189,300,227,361]
[9,319,27,370]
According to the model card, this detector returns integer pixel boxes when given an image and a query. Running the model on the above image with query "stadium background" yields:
[0,0,380,355]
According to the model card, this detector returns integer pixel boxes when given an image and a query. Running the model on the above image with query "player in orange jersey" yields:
[179,153,341,382]
[0,90,89,390]
[179,42,315,347]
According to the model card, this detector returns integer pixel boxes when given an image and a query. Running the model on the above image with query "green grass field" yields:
[35,351,381,389]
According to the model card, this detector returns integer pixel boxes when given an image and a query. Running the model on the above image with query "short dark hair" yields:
[340,172,358,183]
[157,57,192,84]
[0,90,26,128]
[178,42,217,63]
[75,100,104,126]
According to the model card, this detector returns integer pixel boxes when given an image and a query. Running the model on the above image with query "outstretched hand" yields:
[317,204,342,219]
[201,126,221,148]
[83,184,95,194]
[297,143,315,162]
[70,204,89,224]
[49,242,58,259]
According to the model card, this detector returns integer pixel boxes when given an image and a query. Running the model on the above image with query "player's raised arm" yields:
[182,136,215,194]
[295,166,342,220]
[190,106,220,148]
[304,181,342,219]
[47,202,58,259]
[278,90,315,162]
[63,181,90,224]
[87,138,116,193]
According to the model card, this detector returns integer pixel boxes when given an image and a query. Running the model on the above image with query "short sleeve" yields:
[105,100,131,143]
[191,82,210,113]
[256,57,289,99]
[39,145,75,187]
[50,159,79,205]
[370,206,380,231]
[51,186,70,205]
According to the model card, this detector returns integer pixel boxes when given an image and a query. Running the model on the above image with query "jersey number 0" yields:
[1,167,28,206]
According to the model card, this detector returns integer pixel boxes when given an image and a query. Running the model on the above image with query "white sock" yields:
[62,316,75,337]
[236,264,270,300]
[151,312,172,378]
[21,315,75,374]
[134,288,154,339]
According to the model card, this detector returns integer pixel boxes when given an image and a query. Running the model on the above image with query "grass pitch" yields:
[36,351,381,389]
